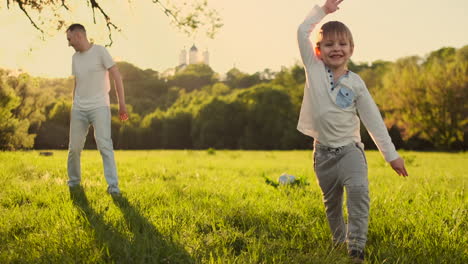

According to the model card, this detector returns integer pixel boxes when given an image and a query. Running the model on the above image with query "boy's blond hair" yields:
[316,21,354,48]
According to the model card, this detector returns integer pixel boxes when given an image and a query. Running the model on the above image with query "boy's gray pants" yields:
[313,141,369,251]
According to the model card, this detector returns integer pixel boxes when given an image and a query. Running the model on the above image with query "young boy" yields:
[296,0,408,262]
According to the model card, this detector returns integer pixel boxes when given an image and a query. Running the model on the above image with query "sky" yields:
[1,0,467,78]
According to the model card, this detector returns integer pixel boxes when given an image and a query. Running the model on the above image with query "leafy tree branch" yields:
[5,0,223,46]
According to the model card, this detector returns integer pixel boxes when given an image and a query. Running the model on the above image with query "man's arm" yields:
[72,78,76,101]
[108,65,128,121]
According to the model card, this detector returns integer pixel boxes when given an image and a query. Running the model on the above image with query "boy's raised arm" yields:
[297,0,344,66]
[322,0,344,15]
[297,7,325,66]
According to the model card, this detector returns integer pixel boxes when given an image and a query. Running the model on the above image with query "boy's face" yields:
[316,35,353,70]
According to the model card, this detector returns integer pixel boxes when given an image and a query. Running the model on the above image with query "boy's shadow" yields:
[70,187,193,263]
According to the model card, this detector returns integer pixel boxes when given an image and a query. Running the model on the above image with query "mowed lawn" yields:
[0,150,466,263]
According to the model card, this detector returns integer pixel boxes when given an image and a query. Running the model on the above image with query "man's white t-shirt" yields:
[72,44,115,110]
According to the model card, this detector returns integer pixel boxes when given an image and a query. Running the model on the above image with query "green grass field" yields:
[0,150,466,263]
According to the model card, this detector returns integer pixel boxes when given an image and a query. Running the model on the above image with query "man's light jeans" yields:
[67,106,120,193]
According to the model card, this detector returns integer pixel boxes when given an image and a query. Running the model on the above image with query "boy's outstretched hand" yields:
[390,157,409,177]
[322,0,344,14]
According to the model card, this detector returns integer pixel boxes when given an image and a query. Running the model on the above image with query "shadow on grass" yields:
[70,187,193,263]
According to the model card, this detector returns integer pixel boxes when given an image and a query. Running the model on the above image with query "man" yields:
[66,24,128,195]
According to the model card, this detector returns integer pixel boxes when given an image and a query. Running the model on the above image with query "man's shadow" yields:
[70,187,193,263]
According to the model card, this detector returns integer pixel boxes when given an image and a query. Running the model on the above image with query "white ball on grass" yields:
[278,173,296,185]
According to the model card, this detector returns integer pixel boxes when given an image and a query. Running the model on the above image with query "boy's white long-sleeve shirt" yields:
[297,5,399,162]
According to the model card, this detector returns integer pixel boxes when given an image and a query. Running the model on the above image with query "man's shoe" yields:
[348,249,365,263]
[107,186,121,195]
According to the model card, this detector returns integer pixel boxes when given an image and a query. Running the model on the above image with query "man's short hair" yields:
[66,24,86,33]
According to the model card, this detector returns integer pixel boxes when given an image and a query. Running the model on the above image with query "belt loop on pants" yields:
[315,141,356,154]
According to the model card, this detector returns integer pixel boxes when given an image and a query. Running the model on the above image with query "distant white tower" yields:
[177,45,210,70]
[203,49,210,65]
[179,48,187,66]
[189,44,199,64]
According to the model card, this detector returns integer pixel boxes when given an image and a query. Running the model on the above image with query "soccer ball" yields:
[278,173,296,185]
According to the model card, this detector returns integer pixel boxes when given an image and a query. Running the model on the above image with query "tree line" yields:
[0,46,466,151]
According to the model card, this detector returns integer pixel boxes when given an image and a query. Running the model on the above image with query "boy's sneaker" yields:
[332,242,347,252]
[348,249,365,263]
